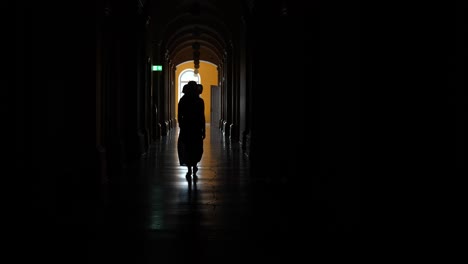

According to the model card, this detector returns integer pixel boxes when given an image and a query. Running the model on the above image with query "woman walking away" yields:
[177,81,206,179]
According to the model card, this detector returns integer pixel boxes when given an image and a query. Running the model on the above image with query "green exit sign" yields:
[152,65,162,71]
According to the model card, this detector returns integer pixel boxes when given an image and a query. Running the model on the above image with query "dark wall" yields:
[14,2,100,251]
[249,0,306,179]
[319,4,360,231]
[249,1,360,231]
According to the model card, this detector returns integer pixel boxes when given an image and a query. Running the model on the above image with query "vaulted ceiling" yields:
[148,0,250,67]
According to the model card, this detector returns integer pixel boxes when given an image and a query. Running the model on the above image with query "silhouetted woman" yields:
[178,81,206,177]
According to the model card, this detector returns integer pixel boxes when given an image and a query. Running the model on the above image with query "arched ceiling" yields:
[149,1,246,67]
[166,23,227,66]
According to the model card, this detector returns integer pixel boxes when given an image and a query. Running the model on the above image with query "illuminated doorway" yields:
[178,69,200,102]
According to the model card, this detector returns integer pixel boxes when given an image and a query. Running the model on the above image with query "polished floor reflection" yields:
[86,124,294,263]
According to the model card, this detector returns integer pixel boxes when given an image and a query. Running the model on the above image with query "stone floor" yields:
[18,124,358,263]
